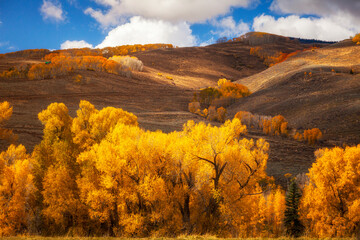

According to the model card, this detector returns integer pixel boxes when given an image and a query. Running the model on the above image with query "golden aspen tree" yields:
[0,145,36,236]
[303,128,322,145]
[182,119,271,234]
[71,100,99,151]
[33,103,87,235]
[0,101,17,143]
[77,124,144,236]
[301,145,360,237]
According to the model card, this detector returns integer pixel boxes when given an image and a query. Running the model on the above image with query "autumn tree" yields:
[352,33,360,44]
[0,101,17,143]
[284,179,304,237]
[182,119,271,234]
[301,145,360,237]
[0,145,36,236]
[303,128,322,145]
[32,102,86,234]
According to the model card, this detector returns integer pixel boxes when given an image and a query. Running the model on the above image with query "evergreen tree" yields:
[284,179,304,237]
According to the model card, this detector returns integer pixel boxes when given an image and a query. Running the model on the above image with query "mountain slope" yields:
[231,39,360,145]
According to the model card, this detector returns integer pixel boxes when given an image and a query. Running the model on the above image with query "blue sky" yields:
[0,0,359,53]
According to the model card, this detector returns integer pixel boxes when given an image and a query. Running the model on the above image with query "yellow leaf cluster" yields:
[301,144,360,237]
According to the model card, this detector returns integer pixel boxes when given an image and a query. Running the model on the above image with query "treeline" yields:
[0,54,144,80]
[189,79,250,122]
[0,43,173,80]
[235,111,323,145]
[0,44,173,60]
[0,101,359,238]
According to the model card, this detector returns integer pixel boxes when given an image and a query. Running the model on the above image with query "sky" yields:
[0,0,359,53]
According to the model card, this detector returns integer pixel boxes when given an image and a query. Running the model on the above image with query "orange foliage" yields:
[101,44,173,57]
[27,55,127,80]
[250,47,318,67]
[261,115,288,136]
[216,107,227,123]
[0,101,17,143]
[352,33,360,44]
[0,64,30,79]
[303,128,322,145]
[219,80,251,98]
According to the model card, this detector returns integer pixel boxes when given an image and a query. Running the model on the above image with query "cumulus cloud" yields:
[271,0,360,23]
[61,40,93,49]
[96,16,197,48]
[40,0,65,22]
[253,14,357,41]
[200,38,215,47]
[268,0,360,40]
[211,16,249,38]
[85,0,253,28]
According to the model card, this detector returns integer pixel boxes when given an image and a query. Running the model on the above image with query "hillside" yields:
[1,32,358,186]
[232,39,360,145]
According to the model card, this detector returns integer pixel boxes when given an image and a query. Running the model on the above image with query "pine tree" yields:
[284,179,304,237]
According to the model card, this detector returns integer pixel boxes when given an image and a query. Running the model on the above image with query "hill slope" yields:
[1,33,358,186]
[232,39,360,145]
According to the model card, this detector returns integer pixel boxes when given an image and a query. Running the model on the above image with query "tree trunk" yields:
[182,193,191,233]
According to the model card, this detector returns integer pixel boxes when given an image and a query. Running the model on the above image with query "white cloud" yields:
[270,0,360,23]
[85,0,253,28]
[61,40,93,49]
[200,38,215,47]
[40,0,65,22]
[0,41,9,47]
[96,16,197,48]
[211,16,249,38]
[253,14,357,41]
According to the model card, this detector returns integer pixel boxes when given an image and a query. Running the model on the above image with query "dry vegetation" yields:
[0,33,359,238]
[0,100,359,238]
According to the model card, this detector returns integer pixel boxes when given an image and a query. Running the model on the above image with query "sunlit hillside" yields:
[0,32,359,238]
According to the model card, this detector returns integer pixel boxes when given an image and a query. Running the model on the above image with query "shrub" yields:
[108,55,143,71]
[235,111,254,126]
[207,106,217,121]
[217,107,227,123]
[188,102,201,113]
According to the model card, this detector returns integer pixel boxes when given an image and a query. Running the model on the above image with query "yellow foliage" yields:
[0,100,283,237]
[0,145,36,236]
[0,101,17,143]
[217,78,230,88]
[301,145,360,237]
[73,74,83,83]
